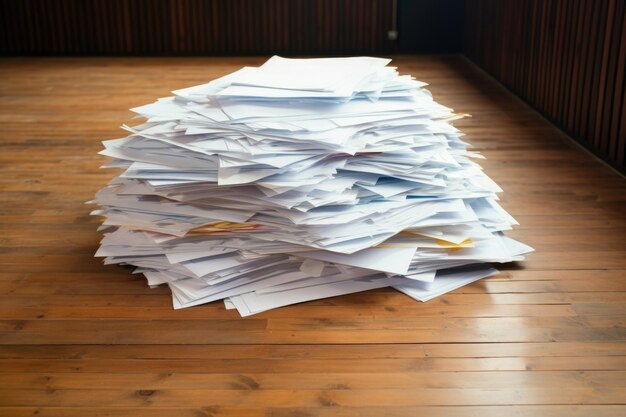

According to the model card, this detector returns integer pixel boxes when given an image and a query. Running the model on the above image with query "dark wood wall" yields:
[465,0,626,173]
[0,0,463,55]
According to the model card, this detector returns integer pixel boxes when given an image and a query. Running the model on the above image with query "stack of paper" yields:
[92,56,533,316]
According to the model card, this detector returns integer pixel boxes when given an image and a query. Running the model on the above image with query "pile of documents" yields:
[92,56,532,316]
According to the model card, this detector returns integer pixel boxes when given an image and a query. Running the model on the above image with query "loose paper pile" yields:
[92,56,533,316]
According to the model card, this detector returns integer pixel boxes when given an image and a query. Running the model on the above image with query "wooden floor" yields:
[0,55,625,416]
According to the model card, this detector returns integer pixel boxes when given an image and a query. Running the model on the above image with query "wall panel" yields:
[0,0,464,55]
[465,0,626,172]
[0,0,397,55]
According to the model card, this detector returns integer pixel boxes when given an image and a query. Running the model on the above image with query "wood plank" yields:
[3,370,626,390]
[1,356,624,374]
[1,342,625,360]
[1,387,626,407]
[0,317,624,344]
[0,406,624,417]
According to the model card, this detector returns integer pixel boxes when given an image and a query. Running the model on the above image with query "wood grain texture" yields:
[0,0,395,55]
[0,55,625,416]
[0,0,462,56]
[464,0,626,173]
